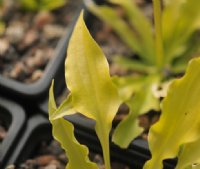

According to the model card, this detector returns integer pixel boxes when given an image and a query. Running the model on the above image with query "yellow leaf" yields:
[163,0,200,62]
[65,11,121,169]
[48,82,98,169]
[112,75,146,101]
[109,0,155,64]
[176,138,200,169]
[49,81,76,120]
[143,57,200,169]
[84,0,152,64]
[112,75,160,148]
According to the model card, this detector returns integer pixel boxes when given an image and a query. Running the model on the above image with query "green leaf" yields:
[112,75,160,148]
[19,0,38,11]
[49,82,98,169]
[182,164,200,169]
[171,58,188,74]
[109,0,155,64]
[39,0,66,11]
[163,0,200,63]
[143,57,200,169]
[19,0,66,11]
[84,0,153,64]
[113,56,156,74]
[49,84,76,120]
[65,11,121,169]
[0,21,5,35]
[112,75,146,102]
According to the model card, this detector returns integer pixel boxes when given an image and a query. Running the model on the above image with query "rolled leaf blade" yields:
[49,81,76,120]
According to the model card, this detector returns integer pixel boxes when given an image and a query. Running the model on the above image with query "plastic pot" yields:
[0,97,26,168]
[6,114,52,166]
[39,96,177,169]
[65,114,177,169]
[6,114,133,168]
[0,4,82,103]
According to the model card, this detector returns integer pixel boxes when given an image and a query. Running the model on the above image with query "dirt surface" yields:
[7,140,130,169]
[0,0,81,83]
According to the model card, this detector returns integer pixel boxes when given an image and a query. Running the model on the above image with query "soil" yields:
[0,0,81,83]
[7,139,130,169]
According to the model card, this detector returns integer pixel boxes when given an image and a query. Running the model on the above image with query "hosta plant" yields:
[49,10,200,169]
[84,0,200,148]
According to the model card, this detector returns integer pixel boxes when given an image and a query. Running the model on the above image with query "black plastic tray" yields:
[6,114,52,166]
[0,97,26,168]
[7,113,149,169]
[65,114,177,169]
[0,5,82,103]
[39,97,177,169]
[8,112,177,168]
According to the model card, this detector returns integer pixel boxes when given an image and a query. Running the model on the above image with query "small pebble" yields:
[33,50,46,67]
[0,38,9,56]
[5,164,15,169]
[93,154,104,166]
[25,56,36,68]
[58,153,68,164]
[6,21,26,44]
[19,29,39,49]
[31,48,53,67]
[44,164,57,169]
[29,70,43,82]
[9,62,25,79]
[43,24,65,40]
[21,159,38,169]
[35,155,56,166]
[49,159,62,168]
[34,11,54,29]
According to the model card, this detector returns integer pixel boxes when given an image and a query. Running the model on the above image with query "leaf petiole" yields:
[153,0,164,69]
